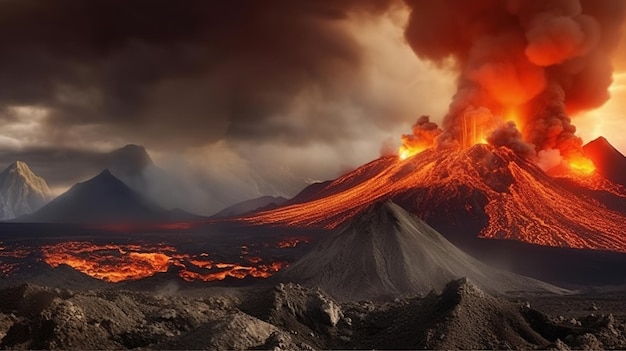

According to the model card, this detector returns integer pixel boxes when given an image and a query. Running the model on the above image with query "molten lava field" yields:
[0,223,316,288]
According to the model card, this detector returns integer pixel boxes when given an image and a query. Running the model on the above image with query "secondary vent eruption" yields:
[400,0,626,174]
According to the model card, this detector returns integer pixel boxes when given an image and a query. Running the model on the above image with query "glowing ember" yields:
[0,262,19,277]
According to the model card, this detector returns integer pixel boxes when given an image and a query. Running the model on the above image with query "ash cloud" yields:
[0,0,398,148]
[403,0,626,159]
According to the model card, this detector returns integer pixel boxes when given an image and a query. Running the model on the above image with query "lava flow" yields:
[245,144,626,253]
[41,241,290,283]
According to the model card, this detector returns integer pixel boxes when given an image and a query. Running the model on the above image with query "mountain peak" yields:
[5,160,32,175]
[109,144,153,178]
[583,136,626,187]
[0,160,53,220]
[282,200,565,301]
[98,168,114,177]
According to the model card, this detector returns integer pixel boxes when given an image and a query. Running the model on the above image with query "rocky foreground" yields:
[0,279,624,350]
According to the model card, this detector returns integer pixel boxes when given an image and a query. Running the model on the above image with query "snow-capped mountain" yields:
[0,161,53,220]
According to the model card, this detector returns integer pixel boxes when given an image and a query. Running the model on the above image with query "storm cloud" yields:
[0,0,404,147]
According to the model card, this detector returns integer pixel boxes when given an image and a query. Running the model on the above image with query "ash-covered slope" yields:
[282,201,566,301]
[245,144,626,253]
[22,170,193,223]
[0,161,52,220]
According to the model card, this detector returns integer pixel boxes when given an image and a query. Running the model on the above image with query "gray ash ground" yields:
[0,280,624,350]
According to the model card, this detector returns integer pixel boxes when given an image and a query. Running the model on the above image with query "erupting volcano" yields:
[245,142,626,253]
[242,0,626,255]
[399,0,624,176]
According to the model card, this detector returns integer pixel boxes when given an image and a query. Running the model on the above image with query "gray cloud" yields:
[0,0,461,211]
[0,0,404,149]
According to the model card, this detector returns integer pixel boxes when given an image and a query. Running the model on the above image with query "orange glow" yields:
[460,108,490,148]
[42,242,175,282]
[0,263,19,277]
[567,156,596,176]
[504,108,524,131]
[244,145,626,253]
[40,241,290,283]
[398,116,442,160]
[398,141,429,161]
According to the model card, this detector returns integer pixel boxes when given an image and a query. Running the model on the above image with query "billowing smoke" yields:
[399,116,442,157]
[402,0,626,166]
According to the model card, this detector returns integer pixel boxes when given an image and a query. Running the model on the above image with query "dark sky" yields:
[0,0,624,214]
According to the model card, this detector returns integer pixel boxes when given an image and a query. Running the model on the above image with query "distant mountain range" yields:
[4,137,625,233]
[21,169,201,224]
[0,161,52,220]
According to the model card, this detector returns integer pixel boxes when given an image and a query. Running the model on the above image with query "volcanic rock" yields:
[0,282,623,350]
[359,278,550,349]
[281,201,567,301]
[0,161,52,220]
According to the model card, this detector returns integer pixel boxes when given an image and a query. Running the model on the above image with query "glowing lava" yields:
[245,144,626,253]
[42,242,176,282]
[567,156,596,175]
[40,241,292,283]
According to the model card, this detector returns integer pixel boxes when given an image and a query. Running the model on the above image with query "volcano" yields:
[245,143,626,253]
[23,170,196,223]
[282,201,566,301]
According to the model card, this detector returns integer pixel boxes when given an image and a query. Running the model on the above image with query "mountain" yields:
[281,201,566,301]
[244,143,626,253]
[108,144,155,193]
[583,137,626,187]
[0,161,52,220]
[211,196,288,218]
[23,170,189,223]
[107,144,210,215]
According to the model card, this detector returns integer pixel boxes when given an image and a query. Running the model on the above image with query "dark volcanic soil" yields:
[0,279,624,350]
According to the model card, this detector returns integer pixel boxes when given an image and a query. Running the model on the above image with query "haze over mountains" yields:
[23,169,203,224]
